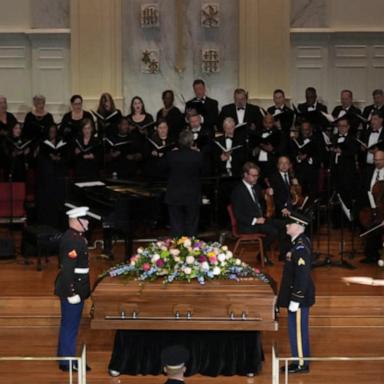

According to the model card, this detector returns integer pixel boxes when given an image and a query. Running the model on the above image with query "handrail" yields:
[272,344,384,384]
[0,344,87,384]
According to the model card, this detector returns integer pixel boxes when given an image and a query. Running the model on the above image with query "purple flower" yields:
[198,255,208,263]
[156,259,165,268]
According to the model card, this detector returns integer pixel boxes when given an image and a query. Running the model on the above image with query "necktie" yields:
[251,187,262,217]
[376,169,380,182]
[284,173,290,186]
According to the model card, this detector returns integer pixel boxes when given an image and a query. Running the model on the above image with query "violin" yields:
[289,171,306,208]
[359,180,384,228]
[264,178,276,218]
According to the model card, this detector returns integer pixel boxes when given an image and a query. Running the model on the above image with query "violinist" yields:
[359,150,384,264]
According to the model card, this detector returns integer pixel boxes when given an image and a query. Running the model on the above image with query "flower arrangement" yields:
[102,237,271,285]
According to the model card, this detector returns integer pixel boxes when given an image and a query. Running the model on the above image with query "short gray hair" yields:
[178,129,194,148]
[33,94,46,104]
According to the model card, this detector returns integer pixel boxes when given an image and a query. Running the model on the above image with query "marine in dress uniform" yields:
[54,206,91,372]
[277,212,315,374]
[161,345,189,384]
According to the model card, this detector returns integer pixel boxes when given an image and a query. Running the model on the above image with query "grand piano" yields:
[65,178,166,259]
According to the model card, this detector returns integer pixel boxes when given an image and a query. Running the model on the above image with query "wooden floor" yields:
[0,226,383,383]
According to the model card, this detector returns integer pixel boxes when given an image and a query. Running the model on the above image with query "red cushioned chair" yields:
[227,204,265,267]
[0,182,27,224]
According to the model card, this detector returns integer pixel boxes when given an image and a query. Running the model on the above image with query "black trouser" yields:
[364,230,382,261]
[253,218,290,257]
[168,204,200,238]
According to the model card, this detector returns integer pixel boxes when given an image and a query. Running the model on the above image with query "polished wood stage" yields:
[0,227,383,383]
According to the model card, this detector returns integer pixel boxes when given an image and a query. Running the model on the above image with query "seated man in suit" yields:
[332,89,361,135]
[218,88,264,133]
[231,162,289,265]
[185,79,218,133]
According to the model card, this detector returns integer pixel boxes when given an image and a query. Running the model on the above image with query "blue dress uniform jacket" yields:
[277,233,315,308]
[54,228,90,300]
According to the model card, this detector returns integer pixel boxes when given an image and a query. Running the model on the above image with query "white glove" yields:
[67,294,81,304]
[288,301,300,312]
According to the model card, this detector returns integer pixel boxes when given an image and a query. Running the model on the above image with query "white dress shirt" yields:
[367,127,382,164]
[236,106,245,124]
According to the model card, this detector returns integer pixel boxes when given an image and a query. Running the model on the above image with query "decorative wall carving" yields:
[141,4,160,27]
[201,48,220,73]
[141,49,160,73]
[201,3,220,28]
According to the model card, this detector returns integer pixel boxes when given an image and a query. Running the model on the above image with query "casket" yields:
[91,277,278,331]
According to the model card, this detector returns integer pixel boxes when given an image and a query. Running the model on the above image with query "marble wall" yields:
[291,0,327,28]
[122,0,239,116]
[30,0,69,29]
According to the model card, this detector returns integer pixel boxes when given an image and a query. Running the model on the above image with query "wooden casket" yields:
[91,277,278,331]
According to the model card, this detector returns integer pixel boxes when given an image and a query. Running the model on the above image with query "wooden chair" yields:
[0,182,27,224]
[227,204,265,267]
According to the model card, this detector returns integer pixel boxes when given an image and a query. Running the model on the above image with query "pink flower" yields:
[156,259,165,268]
[209,256,218,264]
[198,255,208,263]
[143,263,151,271]
[254,268,260,274]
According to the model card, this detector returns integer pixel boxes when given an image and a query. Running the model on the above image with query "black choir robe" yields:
[23,112,55,141]
[60,110,94,141]
[72,136,102,181]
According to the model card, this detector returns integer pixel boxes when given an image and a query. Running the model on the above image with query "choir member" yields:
[104,117,144,179]
[156,90,184,140]
[213,117,246,177]
[330,116,359,209]
[127,96,154,136]
[331,89,362,135]
[93,92,122,138]
[144,119,175,179]
[186,112,213,175]
[297,87,328,131]
[165,130,203,237]
[253,113,282,178]
[0,95,17,137]
[218,88,263,133]
[359,111,384,174]
[35,124,68,227]
[2,122,32,181]
[185,79,218,133]
[363,89,384,121]
[267,89,294,145]
[23,95,55,141]
[288,121,322,200]
[72,118,102,181]
[231,162,288,264]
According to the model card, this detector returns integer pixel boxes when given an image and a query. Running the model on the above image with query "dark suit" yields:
[165,147,203,237]
[268,171,293,215]
[231,181,288,255]
[331,133,359,208]
[156,106,184,140]
[267,105,295,138]
[185,96,219,132]
[288,134,322,199]
[359,127,384,170]
[331,105,362,135]
[363,104,384,121]
[297,102,328,131]
[218,103,264,131]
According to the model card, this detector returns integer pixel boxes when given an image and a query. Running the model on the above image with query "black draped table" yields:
[108,330,264,376]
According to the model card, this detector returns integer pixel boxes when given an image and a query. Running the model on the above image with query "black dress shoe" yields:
[281,363,309,374]
[264,258,274,266]
[59,364,91,372]
[360,257,378,264]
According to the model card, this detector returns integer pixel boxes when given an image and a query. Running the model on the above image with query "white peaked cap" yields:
[66,206,89,219]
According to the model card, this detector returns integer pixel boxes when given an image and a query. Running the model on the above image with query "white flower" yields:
[183,239,192,248]
[201,261,209,271]
[174,256,181,262]
[235,258,242,265]
[137,247,144,254]
[213,266,221,276]
[170,249,180,256]
[156,241,163,247]
[186,255,195,264]
[218,253,226,262]
[151,254,160,263]
[225,251,233,259]
[184,267,192,275]
[221,245,228,251]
